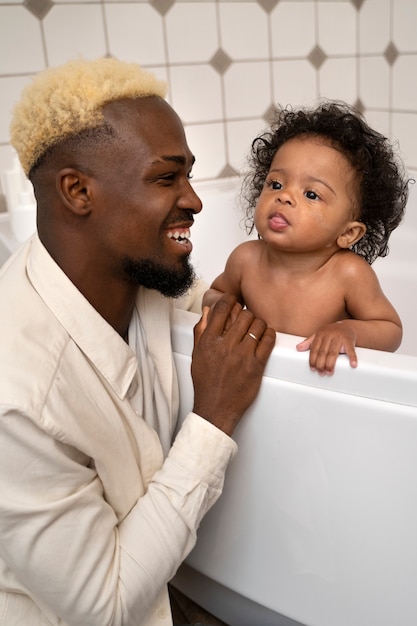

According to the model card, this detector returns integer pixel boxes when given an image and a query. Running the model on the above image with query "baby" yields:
[203,101,410,374]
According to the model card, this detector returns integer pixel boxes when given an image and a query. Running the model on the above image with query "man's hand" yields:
[192,294,276,435]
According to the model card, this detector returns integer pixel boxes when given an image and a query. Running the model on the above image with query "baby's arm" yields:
[297,256,402,375]
[202,244,248,310]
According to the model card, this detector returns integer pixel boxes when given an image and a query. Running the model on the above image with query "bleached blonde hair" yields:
[10,57,167,176]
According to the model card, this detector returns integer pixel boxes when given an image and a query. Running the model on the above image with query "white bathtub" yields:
[171,177,417,626]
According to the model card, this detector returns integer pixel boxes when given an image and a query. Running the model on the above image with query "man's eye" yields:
[159,173,176,183]
[305,190,319,200]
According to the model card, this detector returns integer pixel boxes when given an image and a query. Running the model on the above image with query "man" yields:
[0,58,275,625]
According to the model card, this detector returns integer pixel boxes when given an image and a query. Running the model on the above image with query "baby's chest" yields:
[241,271,348,333]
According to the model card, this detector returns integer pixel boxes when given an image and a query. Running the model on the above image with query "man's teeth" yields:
[167,229,190,244]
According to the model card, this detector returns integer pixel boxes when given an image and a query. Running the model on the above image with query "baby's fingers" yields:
[310,350,338,375]
[194,306,210,347]
[309,338,340,375]
[340,343,358,369]
[296,335,314,352]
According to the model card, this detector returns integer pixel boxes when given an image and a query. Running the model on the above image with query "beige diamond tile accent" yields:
[353,98,365,114]
[219,164,239,178]
[24,0,53,20]
[151,0,175,17]
[384,42,399,66]
[263,103,277,126]
[350,0,366,9]
[257,0,280,13]
[308,45,327,70]
[210,49,232,75]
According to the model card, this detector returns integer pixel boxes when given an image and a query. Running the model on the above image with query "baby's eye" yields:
[305,190,319,200]
[266,179,282,190]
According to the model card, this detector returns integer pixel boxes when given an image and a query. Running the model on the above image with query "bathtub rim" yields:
[173,307,417,409]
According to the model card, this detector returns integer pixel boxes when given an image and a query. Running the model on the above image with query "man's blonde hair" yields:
[10,57,167,176]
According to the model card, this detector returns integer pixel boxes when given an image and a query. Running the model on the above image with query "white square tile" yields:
[409,167,417,180]
[226,118,268,174]
[1,0,417,190]
[166,2,218,64]
[219,2,268,60]
[271,2,316,58]
[359,0,390,54]
[183,122,226,181]
[105,4,165,65]
[0,75,34,144]
[392,112,417,171]
[0,7,44,74]
[272,59,317,107]
[0,146,18,189]
[361,110,390,142]
[317,1,356,56]
[169,64,222,123]
[53,0,99,3]
[190,177,247,285]
[319,57,357,104]
[359,57,390,109]
[224,61,271,119]
[393,0,417,53]
[393,55,417,110]
[147,65,169,98]
[43,4,106,66]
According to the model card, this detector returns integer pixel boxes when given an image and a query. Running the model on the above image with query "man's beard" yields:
[121,255,196,298]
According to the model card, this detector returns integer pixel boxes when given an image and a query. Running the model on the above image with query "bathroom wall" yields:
[0,0,416,191]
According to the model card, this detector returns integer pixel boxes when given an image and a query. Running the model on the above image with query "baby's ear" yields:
[337,221,366,249]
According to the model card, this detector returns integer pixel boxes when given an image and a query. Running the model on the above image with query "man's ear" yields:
[337,220,367,249]
[56,168,93,216]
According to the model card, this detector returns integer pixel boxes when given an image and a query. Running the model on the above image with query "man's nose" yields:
[179,180,203,214]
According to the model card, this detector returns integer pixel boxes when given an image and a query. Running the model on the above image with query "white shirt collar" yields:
[27,235,138,399]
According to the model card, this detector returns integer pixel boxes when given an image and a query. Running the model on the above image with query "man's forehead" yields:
[103,99,195,167]
[103,95,173,124]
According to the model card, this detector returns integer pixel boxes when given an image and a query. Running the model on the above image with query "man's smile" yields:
[166,228,191,244]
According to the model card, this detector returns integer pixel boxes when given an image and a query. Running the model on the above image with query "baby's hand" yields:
[201,299,242,334]
[296,322,358,375]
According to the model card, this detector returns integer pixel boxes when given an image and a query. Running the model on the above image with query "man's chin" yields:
[121,256,196,298]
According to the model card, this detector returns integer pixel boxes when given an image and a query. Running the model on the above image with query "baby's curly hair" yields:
[242,100,410,264]
[10,57,167,177]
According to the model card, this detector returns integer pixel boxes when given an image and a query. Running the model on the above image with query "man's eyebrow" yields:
[154,155,196,167]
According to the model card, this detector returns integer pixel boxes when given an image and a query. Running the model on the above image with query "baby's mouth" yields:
[269,213,289,230]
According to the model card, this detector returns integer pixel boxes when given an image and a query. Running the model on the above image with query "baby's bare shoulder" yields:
[228,239,264,263]
[333,250,374,279]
